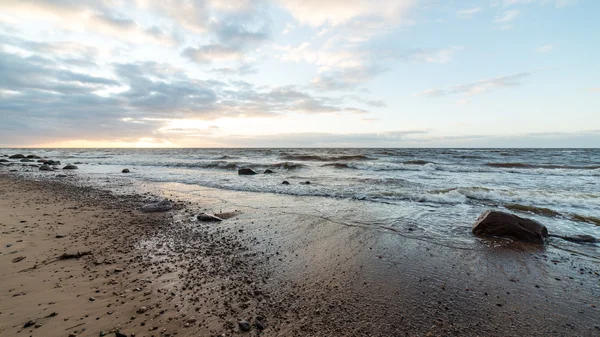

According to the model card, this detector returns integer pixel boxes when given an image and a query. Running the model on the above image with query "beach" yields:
[1,149,600,336]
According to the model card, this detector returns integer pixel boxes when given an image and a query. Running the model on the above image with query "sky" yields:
[0,0,599,148]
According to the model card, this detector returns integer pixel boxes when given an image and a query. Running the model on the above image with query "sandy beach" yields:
[1,171,599,337]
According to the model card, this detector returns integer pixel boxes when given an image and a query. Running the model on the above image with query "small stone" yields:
[55,234,66,238]
[12,256,25,263]
[63,164,78,170]
[264,169,274,174]
[281,181,290,185]
[137,306,148,314]
[114,268,124,273]
[89,297,96,301]
[115,332,127,337]
[23,320,35,328]
[122,169,130,173]
[238,320,251,332]
[34,323,42,328]
[238,168,257,175]
[197,213,223,222]
[254,321,265,330]
[6,244,12,247]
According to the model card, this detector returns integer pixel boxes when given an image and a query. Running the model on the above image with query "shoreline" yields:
[1,172,599,336]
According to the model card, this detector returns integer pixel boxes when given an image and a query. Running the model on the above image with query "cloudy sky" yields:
[0,0,598,147]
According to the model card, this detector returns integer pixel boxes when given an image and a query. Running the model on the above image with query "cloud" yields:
[182,45,243,63]
[536,44,555,53]
[275,0,415,27]
[415,70,542,98]
[494,10,520,23]
[209,64,259,76]
[0,39,372,145]
[457,7,483,19]
[182,19,270,64]
[0,0,179,45]
[302,47,461,91]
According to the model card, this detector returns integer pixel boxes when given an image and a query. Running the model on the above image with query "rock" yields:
[141,200,173,213]
[238,168,258,175]
[57,174,67,178]
[300,181,311,185]
[281,181,290,185]
[115,332,127,337]
[0,159,8,162]
[137,306,148,314]
[238,320,251,332]
[472,210,548,244]
[26,155,41,159]
[264,169,274,174]
[73,162,83,164]
[12,256,25,263]
[39,164,53,171]
[55,234,66,238]
[63,164,78,170]
[122,168,130,173]
[89,297,96,301]
[23,320,35,328]
[197,213,223,222]
[254,321,265,330]
[6,243,12,247]
[34,322,42,328]
[9,154,25,159]
[20,158,35,162]
[46,160,60,166]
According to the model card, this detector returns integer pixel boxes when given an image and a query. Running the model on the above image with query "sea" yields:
[2,148,599,256]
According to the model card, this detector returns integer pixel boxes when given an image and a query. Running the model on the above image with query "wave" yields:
[504,203,560,217]
[281,154,372,162]
[570,214,600,226]
[403,160,432,165]
[486,162,600,170]
[106,160,306,171]
[321,163,351,169]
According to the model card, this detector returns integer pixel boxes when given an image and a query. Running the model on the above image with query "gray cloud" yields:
[210,64,259,76]
[0,40,370,145]
[183,19,271,64]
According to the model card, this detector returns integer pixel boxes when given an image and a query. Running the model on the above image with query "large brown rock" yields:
[472,210,548,244]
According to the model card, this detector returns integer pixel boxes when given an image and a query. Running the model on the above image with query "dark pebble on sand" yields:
[282,181,290,185]
[239,320,251,332]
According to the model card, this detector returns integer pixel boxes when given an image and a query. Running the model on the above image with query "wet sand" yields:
[0,173,599,336]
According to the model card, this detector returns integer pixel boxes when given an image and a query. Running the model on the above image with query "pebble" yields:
[89,297,96,301]
[238,320,251,332]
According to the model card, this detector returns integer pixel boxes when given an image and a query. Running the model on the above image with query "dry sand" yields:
[1,173,599,337]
